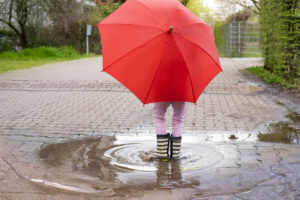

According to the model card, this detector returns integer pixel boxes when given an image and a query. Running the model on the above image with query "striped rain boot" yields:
[170,136,182,159]
[152,133,170,160]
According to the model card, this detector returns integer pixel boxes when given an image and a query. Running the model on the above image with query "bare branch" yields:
[0,18,21,36]
[223,0,261,14]
[8,0,14,25]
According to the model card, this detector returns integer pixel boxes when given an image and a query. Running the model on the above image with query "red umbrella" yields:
[97,0,222,105]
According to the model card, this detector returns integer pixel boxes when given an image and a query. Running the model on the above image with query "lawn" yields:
[242,47,262,57]
[247,66,300,90]
[0,46,96,73]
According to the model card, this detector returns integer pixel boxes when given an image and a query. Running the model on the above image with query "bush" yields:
[0,30,18,52]
[248,66,299,89]
[213,21,226,56]
[225,10,253,23]
[259,0,300,84]
[87,2,123,54]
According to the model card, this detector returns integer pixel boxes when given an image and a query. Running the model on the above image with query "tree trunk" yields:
[16,0,29,48]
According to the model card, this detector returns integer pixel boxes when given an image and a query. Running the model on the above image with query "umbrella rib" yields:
[174,34,222,72]
[136,0,167,28]
[176,22,206,30]
[143,37,168,104]
[102,32,166,72]
[172,36,196,103]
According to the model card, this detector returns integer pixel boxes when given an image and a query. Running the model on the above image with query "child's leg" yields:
[153,102,171,135]
[169,102,186,159]
[171,102,187,137]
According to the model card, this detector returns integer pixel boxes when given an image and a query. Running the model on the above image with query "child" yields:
[152,102,187,159]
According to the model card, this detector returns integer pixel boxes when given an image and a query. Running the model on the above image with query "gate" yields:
[225,21,261,57]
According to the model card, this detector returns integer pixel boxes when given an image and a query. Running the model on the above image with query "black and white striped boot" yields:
[170,136,182,159]
[152,133,170,160]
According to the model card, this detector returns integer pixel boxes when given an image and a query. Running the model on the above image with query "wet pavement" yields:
[0,57,299,199]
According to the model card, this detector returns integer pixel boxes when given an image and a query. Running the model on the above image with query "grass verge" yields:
[0,46,96,73]
[247,66,300,90]
[242,47,262,57]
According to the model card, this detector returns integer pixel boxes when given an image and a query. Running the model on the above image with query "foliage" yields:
[213,21,227,56]
[0,0,114,54]
[0,46,95,73]
[178,0,190,6]
[247,66,299,89]
[225,10,253,23]
[214,10,256,57]
[0,0,43,48]
[0,30,18,52]
[87,2,122,25]
[186,0,218,26]
[259,0,300,85]
[218,0,259,14]
[0,46,80,60]
[86,1,122,54]
[39,1,92,54]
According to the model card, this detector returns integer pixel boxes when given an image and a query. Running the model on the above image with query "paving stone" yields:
[0,57,299,200]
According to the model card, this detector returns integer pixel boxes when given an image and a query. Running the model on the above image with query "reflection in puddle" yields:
[104,143,222,172]
[39,136,221,185]
[30,178,100,193]
[7,132,295,198]
[286,112,300,123]
[258,112,300,144]
[36,135,206,198]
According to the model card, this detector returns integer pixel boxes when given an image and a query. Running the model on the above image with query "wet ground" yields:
[0,57,300,199]
[1,132,300,199]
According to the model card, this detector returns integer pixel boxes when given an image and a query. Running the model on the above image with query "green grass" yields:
[242,47,262,57]
[0,46,96,73]
[218,47,262,58]
[247,66,300,90]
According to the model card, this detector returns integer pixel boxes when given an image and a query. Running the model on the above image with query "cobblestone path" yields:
[0,57,299,200]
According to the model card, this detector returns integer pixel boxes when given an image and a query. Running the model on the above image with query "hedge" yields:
[259,0,300,85]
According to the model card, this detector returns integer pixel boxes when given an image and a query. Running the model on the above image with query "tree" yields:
[186,0,217,25]
[88,0,122,24]
[0,0,36,48]
[259,0,299,84]
[40,0,93,52]
[215,0,261,15]
[178,0,190,6]
[0,0,94,52]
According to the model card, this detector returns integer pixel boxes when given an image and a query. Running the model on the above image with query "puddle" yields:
[258,112,300,144]
[3,133,296,199]
[105,143,222,172]
[38,136,222,184]
[286,112,300,123]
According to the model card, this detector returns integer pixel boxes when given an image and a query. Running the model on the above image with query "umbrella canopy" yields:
[97,0,222,104]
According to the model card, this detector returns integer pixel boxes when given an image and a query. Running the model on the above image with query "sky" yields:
[201,0,244,19]
[202,0,218,12]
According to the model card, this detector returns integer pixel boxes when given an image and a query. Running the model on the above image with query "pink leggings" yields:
[153,102,187,137]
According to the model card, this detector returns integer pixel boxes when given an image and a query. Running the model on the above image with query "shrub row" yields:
[259,0,300,85]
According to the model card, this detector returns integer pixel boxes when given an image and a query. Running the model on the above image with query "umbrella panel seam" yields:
[174,34,222,71]
[136,0,168,29]
[175,22,208,31]
[143,36,169,104]
[172,35,197,104]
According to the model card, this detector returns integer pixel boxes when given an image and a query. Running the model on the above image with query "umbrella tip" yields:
[168,25,174,33]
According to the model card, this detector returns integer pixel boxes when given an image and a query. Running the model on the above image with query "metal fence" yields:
[225,21,261,57]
